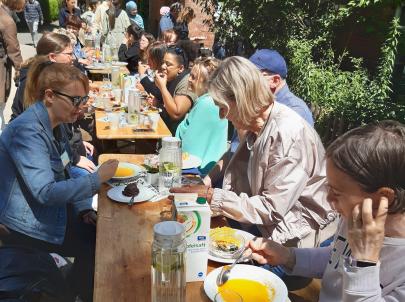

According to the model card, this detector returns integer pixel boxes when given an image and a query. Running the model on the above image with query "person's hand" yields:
[76,156,97,172]
[97,159,119,183]
[78,58,91,66]
[170,185,213,202]
[347,197,388,263]
[245,237,295,269]
[80,209,97,226]
[138,62,149,76]
[82,141,94,156]
[154,72,167,91]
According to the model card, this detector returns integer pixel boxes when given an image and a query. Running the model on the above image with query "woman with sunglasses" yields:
[175,57,228,175]
[0,56,118,302]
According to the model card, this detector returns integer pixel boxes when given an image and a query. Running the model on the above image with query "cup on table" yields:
[214,289,243,302]
[107,112,120,130]
[112,88,122,103]
[147,112,160,131]
[103,97,112,113]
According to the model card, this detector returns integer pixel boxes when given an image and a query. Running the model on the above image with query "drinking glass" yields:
[214,289,243,302]
[107,112,120,130]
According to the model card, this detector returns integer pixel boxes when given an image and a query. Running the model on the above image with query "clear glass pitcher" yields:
[151,221,186,302]
[158,137,182,193]
[127,88,141,125]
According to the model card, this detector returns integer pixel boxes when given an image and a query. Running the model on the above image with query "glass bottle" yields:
[111,66,120,87]
[151,221,186,302]
[158,137,182,193]
[127,88,141,125]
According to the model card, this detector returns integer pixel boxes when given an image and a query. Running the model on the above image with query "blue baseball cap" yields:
[249,49,288,78]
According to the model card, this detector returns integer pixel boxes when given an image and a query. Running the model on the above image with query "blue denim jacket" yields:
[0,102,100,245]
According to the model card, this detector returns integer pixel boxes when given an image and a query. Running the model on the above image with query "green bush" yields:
[39,0,60,22]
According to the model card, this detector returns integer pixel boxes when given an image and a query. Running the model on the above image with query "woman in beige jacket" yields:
[0,0,24,129]
[172,56,337,248]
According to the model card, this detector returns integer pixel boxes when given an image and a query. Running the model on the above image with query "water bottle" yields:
[158,137,182,193]
[127,88,141,125]
[151,221,186,302]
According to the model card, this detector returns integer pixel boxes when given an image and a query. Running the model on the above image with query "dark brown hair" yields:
[24,56,89,108]
[147,41,167,70]
[36,32,71,56]
[326,120,405,213]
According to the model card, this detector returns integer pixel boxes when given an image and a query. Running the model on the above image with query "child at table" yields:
[247,120,405,302]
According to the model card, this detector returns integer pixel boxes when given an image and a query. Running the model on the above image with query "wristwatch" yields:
[346,256,377,268]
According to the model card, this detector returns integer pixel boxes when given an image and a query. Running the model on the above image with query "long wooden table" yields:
[94,154,320,302]
[95,110,172,140]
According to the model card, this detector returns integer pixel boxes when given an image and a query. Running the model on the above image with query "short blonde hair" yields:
[208,56,274,127]
[191,57,219,96]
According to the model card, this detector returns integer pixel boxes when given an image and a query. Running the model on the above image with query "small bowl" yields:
[209,230,245,259]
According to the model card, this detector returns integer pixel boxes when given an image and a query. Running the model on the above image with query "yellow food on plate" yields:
[218,279,274,302]
[210,227,243,255]
[114,167,134,178]
[182,152,190,161]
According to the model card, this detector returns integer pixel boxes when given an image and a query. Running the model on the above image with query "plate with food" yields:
[204,264,288,302]
[112,162,145,180]
[209,227,255,263]
[112,61,128,67]
[107,183,155,203]
[182,152,202,169]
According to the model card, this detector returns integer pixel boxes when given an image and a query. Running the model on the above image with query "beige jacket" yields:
[0,4,22,103]
[211,102,337,244]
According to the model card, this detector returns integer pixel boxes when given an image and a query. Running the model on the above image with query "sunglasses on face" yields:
[53,90,89,107]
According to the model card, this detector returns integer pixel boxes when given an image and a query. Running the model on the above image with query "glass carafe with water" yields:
[151,221,186,302]
[158,137,182,193]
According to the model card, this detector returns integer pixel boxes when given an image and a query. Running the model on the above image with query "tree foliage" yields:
[194,0,405,143]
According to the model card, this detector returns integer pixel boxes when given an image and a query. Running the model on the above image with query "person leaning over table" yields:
[176,57,228,176]
[171,56,337,249]
[246,120,405,302]
[0,58,119,302]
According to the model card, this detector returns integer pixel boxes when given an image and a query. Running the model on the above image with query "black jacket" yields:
[118,41,140,74]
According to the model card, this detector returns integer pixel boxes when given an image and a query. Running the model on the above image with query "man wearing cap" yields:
[249,49,314,126]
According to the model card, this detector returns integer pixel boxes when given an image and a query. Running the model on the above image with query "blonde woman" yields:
[175,57,228,175]
[172,56,337,250]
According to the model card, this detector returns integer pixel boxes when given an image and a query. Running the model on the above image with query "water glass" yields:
[112,88,122,103]
[103,97,112,113]
[107,112,120,130]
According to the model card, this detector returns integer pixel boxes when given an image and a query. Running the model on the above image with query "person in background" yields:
[59,0,81,28]
[0,57,119,302]
[100,0,130,47]
[173,7,195,40]
[125,1,144,29]
[250,49,314,126]
[139,32,155,64]
[138,40,166,84]
[81,0,98,28]
[92,0,110,33]
[162,29,178,46]
[247,120,405,302]
[65,15,91,66]
[118,24,143,74]
[0,0,25,130]
[158,2,182,38]
[24,0,43,47]
[176,57,228,175]
[176,39,199,67]
[171,56,337,249]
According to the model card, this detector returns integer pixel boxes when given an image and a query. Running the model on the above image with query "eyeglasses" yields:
[58,51,75,58]
[53,90,89,107]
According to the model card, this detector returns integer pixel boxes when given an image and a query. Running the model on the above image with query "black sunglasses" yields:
[53,90,89,107]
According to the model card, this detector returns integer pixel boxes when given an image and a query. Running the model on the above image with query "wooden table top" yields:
[95,110,172,140]
[94,154,320,302]
[87,65,129,75]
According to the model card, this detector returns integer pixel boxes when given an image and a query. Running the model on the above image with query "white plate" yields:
[204,264,288,302]
[112,61,128,66]
[112,162,145,180]
[107,185,155,203]
[86,64,106,70]
[182,154,202,169]
[208,229,255,264]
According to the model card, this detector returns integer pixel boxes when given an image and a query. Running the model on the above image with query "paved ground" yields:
[4,22,59,124]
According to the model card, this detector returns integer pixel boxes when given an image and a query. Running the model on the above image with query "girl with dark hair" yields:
[139,32,155,63]
[59,0,81,28]
[118,23,143,74]
[0,56,118,302]
[245,120,405,301]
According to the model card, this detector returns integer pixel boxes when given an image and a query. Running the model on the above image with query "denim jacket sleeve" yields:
[8,124,101,207]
